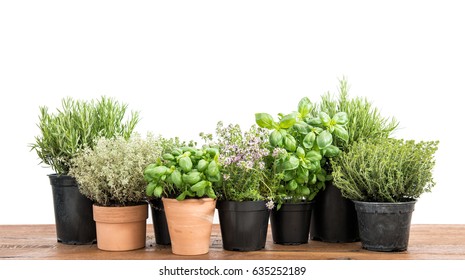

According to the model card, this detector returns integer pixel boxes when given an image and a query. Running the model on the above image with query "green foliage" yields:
[200,121,273,203]
[316,78,399,150]
[30,96,139,174]
[68,134,163,206]
[331,138,439,202]
[144,145,221,201]
[256,97,349,207]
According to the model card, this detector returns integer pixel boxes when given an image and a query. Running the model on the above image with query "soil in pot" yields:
[163,198,216,256]
[149,199,171,245]
[93,203,148,251]
[49,174,96,245]
[354,200,416,252]
[217,200,270,251]
[270,201,314,245]
[310,182,359,243]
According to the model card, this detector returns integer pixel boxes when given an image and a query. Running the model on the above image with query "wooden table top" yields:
[1,224,465,260]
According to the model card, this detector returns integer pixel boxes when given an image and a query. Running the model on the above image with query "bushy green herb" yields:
[331,138,439,202]
[256,97,349,207]
[316,78,399,150]
[30,96,139,174]
[200,121,273,204]
[144,145,221,201]
[69,134,162,206]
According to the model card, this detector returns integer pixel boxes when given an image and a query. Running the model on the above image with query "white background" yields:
[1,0,464,225]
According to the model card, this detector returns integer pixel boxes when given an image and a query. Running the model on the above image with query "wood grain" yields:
[1,224,464,260]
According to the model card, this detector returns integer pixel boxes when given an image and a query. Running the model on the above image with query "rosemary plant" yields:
[30,96,139,174]
[316,78,399,150]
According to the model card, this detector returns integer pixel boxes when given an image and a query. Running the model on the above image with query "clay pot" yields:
[93,203,148,251]
[162,198,216,255]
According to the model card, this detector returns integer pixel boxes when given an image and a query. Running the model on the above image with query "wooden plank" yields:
[1,224,464,260]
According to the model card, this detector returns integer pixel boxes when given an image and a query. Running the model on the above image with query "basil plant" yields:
[144,146,221,201]
[255,97,348,207]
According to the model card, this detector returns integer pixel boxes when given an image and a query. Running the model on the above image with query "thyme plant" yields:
[69,134,162,206]
[331,138,439,202]
[200,122,273,204]
[30,96,139,174]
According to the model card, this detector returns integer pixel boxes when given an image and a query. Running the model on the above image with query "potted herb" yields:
[69,133,162,251]
[200,121,274,251]
[255,96,348,244]
[331,138,439,251]
[30,96,139,245]
[144,144,221,255]
[310,78,399,243]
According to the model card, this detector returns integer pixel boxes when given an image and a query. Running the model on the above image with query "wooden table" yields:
[1,224,465,260]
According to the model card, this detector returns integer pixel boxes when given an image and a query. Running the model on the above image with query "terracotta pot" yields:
[162,198,216,255]
[93,203,148,251]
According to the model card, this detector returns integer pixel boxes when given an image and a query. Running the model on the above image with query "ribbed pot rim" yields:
[93,203,148,223]
[353,200,416,214]
[216,200,268,212]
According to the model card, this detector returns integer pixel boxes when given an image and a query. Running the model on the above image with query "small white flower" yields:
[265,200,275,210]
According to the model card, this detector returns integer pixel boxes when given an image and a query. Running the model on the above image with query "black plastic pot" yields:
[217,200,270,251]
[354,200,416,252]
[49,174,96,245]
[149,199,171,245]
[310,182,359,242]
[270,201,314,245]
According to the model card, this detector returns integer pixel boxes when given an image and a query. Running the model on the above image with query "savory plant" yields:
[200,121,273,204]
[144,144,221,201]
[69,133,162,206]
[331,138,439,202]
[256,97,349,207]
[30,96,139,174]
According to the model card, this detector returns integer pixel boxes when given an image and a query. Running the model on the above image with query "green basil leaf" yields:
[303,132,316,149]
[282,155,300,170]
[279,113,297,129]
[319,112,331,126]
[287,180,298,191]
[333,112,348,125]
[207,173,221,182]
[298,97,312,118]
[270,130,283,147]
[317,130,333,149]
[145,182,157,196]
[299,186,310,196]
[334,124,349,143]
[182,171,201,185]
[306,150,322,162]
[324,145,340,157]
[293,121,310,134]
[170,169,183,187]
[255,113,276,129]
[296,146,305,158]
[206,186,217,199]
[307,117,321,126]
[284,134,297,152]
[153,186,163,197]
[176,191,187,201]
[206,160,219,176]
[197,159,209,172]
[206,147,219,157]
[190,180,209,192]
[179,156,193,172]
